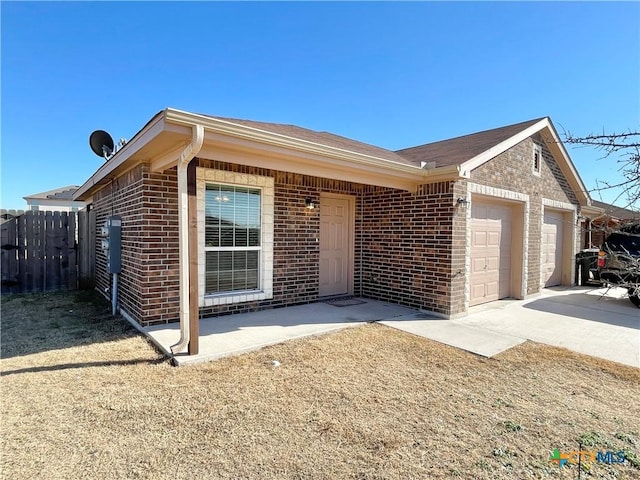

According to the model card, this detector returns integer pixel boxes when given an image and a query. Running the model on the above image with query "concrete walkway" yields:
[144,299,417,365]
[383,286,639,368]
[143,287,639,367]
[381,314,527,358]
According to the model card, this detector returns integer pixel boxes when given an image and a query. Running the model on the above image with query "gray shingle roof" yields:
[203,115,417,166]
[591,200,639,221]
[395,118,546,168]
[24,185,80,200]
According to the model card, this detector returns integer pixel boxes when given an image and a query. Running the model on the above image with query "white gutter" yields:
[170,124,204,354]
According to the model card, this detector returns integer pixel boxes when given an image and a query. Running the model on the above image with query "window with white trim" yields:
[205,184,261,294]
[197,168,274,307]
[533,144,542,176]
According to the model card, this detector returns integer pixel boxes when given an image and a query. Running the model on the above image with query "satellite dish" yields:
[89,130,115,160]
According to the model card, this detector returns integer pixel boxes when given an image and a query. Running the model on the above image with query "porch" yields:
[143,298,417,366]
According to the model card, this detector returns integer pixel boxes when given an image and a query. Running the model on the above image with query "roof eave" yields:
[74,112,167,201]
[580,205,606,218]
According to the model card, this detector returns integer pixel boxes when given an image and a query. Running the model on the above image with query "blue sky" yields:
[2,1,638,209]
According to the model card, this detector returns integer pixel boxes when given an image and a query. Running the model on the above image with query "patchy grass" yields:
[1,291,639,479]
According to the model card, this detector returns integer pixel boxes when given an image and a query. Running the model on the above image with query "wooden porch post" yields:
[187,159,199,355]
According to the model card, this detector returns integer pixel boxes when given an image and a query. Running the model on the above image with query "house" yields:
[24,185,85,212]
[581,200,639,249]
[74,108,598,354]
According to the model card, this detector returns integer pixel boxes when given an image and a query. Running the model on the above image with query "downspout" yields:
[171,124,204,354]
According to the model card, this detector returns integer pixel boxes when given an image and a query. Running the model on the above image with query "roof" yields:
[74,108,591,205]
[591,200,639,221]
[203,115,415,167]
[395,118,545,168]
[24,185,80,201]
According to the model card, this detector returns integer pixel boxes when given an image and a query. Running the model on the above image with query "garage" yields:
[470,201,513,306]
[542,210,564,287]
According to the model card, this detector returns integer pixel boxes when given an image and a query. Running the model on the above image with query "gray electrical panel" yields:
[100,216,122,274]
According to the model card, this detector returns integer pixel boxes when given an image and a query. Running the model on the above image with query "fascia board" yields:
[539,119,591,205]
[580,205,605,217]
[196,140,424,192]
[197,133,464,190]
[74,114,167,200]
[423,164,466,181]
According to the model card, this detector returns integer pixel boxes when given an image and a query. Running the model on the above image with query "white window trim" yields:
[532,144,542,176]
[197,168,274,307]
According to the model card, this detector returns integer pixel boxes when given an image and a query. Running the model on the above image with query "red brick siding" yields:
[450,180,469,315]
[90,133,583,325]
[92,164,179,326]
[93,166,143,322]
[471,136,577,204]
[91,158,460,325]
[360,182,457,315]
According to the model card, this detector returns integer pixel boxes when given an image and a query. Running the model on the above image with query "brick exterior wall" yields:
[92,164,180,326]
[359,182,456,314]
[467,135,580,297]
[90,133,582,326]
[91,159,460,326]
[450,180,469,315]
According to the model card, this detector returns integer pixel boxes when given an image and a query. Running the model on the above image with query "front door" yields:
[319,195,352,297]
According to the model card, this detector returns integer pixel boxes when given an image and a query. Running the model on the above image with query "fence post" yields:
[77,209,95,290]
[1,215,19,293]
[68,211,77,290]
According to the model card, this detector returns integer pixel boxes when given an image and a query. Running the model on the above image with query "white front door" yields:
[319,195,352,297]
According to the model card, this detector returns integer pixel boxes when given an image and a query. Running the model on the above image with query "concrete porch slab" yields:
[143,299,417,366]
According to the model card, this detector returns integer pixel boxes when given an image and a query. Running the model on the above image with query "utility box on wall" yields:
[100,216,122,274]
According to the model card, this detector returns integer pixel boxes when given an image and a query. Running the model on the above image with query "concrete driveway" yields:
[383,286,639,368]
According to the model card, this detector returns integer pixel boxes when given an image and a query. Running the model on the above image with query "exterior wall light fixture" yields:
[456,197,470,207]
[305,197,317,210]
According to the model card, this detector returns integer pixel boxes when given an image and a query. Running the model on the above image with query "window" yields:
[533,145,542,175]
[205,184,261,294]
[197,168,274,307]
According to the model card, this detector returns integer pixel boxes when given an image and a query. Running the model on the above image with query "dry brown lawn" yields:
[1,291,639,480]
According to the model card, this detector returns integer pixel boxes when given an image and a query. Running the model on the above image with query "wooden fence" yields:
[1,210,95,293]
[77,209,96,290]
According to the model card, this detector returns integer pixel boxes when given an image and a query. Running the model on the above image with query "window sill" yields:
[201,290,272,307]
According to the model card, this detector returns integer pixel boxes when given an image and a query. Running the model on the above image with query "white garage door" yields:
[542,211,564,287]
[470,201,512,306]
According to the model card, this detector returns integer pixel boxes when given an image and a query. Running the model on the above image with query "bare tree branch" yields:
[561,126,640,210]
